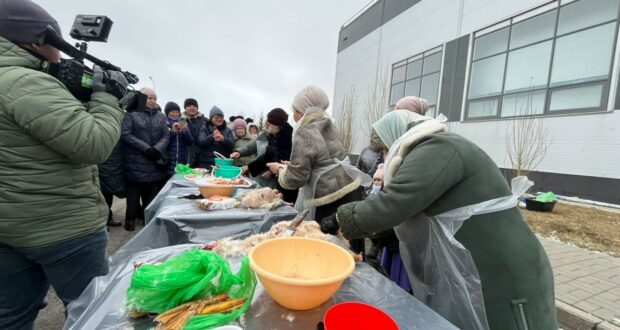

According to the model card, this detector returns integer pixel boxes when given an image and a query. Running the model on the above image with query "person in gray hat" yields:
[196,105,235,168]
[0,1,130,328]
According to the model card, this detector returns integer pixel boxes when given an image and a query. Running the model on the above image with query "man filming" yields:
[0,1,129,328]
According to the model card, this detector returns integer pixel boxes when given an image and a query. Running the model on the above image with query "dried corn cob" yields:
[199,298,246,315]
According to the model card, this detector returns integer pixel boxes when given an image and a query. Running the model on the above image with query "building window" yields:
[466,0,620,120]
[389,46,443,117]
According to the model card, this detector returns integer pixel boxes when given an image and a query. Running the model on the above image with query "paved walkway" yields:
[540,237,620,329]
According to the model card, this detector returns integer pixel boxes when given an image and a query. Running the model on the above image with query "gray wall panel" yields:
[439,35,470,122]
[338,0,421,52]
[383,0,421,24]
[338,2,383,52]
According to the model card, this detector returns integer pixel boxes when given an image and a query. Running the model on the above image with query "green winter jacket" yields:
[337,132,557,330]
[0,37,123,248]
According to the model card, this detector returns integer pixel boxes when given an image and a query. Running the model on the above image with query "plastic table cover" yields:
[111,181,298,267]
[64,244,457,330]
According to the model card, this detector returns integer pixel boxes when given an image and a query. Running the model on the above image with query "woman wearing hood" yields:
[266,86,366,253]
[318,106,557,329]
[197,106,235,168]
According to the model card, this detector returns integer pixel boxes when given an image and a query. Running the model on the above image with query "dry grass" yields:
[522,202,620,257]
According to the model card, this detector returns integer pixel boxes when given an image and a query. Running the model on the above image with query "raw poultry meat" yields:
[201,220,362,262]
[240,188,291,210]
[195,196,239,211]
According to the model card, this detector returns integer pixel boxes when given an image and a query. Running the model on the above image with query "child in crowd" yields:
[368,163,384,196]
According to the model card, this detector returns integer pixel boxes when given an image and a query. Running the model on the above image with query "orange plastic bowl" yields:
[248,237,355,310]
[324,302,399,330]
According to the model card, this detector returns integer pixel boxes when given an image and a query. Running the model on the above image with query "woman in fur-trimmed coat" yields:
[267,85,364,253]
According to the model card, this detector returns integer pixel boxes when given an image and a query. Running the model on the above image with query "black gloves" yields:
[320,213,340,235]
[144,147,160,160]
[92,66,129,100]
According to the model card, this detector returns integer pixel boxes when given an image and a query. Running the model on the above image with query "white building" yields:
[333,0,620,203]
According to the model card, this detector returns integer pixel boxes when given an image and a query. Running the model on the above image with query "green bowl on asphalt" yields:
[213,166,242,178]
[215,158,234,167]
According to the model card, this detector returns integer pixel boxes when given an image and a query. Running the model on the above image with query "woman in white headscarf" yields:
[266,85,366,253]
[318,109,557,330]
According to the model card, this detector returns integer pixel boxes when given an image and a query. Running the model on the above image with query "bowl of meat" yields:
[194,177,251,197]
[248,237,355,310]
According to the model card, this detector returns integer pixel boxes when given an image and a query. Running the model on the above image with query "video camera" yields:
[44,15,145,110]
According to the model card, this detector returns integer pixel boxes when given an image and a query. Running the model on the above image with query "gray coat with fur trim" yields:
[278,107,360,206]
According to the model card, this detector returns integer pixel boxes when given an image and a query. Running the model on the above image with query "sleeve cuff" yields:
[337,202,368,240]
[278,167,293,189]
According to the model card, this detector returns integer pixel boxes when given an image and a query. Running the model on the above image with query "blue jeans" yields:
[0,228,109,330]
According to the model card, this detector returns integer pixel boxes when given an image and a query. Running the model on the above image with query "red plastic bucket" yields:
[323,302,399,330]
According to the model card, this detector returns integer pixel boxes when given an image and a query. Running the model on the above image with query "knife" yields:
[283,209,310,237]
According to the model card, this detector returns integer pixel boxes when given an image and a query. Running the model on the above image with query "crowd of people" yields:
[100,87,275,231]
[0,1,558,330]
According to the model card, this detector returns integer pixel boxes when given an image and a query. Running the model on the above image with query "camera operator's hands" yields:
[92,66,129,100]
[144,147,160,160]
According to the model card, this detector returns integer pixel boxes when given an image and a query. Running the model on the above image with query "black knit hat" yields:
[0,0,62,44]
[164,102,180,116]
[184,98,198,109]
[267,108,289,127]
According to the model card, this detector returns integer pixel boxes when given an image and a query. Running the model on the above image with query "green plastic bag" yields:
[126,249,256,329]
[174,164,203,175]
[535,192,557,202]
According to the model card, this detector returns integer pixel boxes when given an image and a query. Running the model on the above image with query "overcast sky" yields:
[35,0,369,119]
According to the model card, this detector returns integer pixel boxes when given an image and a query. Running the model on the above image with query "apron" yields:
[395,176,534,329]
[294,157,371,220]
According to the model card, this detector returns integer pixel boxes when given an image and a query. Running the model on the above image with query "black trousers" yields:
[315,187,365,254]
[102,192,114,220]
[125,181,159,222]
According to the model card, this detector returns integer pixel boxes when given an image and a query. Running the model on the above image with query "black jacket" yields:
[186,115,207,167]
[196,121,235,168]
[98,141,125,196]
[121,108,169,182]
[247,123,293,176]
[247,123,297,203]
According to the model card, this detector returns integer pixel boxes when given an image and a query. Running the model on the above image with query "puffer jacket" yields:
[0,37,123,248]
[166,118,194,176]
[278,108,359,206]
[186,115,206,167]
[233,134,256,166]
[197,121,235,168]
[121,108,169,182]
[98,141,125,196]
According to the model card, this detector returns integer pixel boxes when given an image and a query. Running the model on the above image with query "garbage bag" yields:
[535,192,557,202]
[125,249,256,329]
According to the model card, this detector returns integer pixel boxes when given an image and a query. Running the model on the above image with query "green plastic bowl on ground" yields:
[213,166,242,178]
[215,158,234,167]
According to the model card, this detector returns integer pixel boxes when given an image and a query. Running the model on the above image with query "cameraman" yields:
[0,1,129,329]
